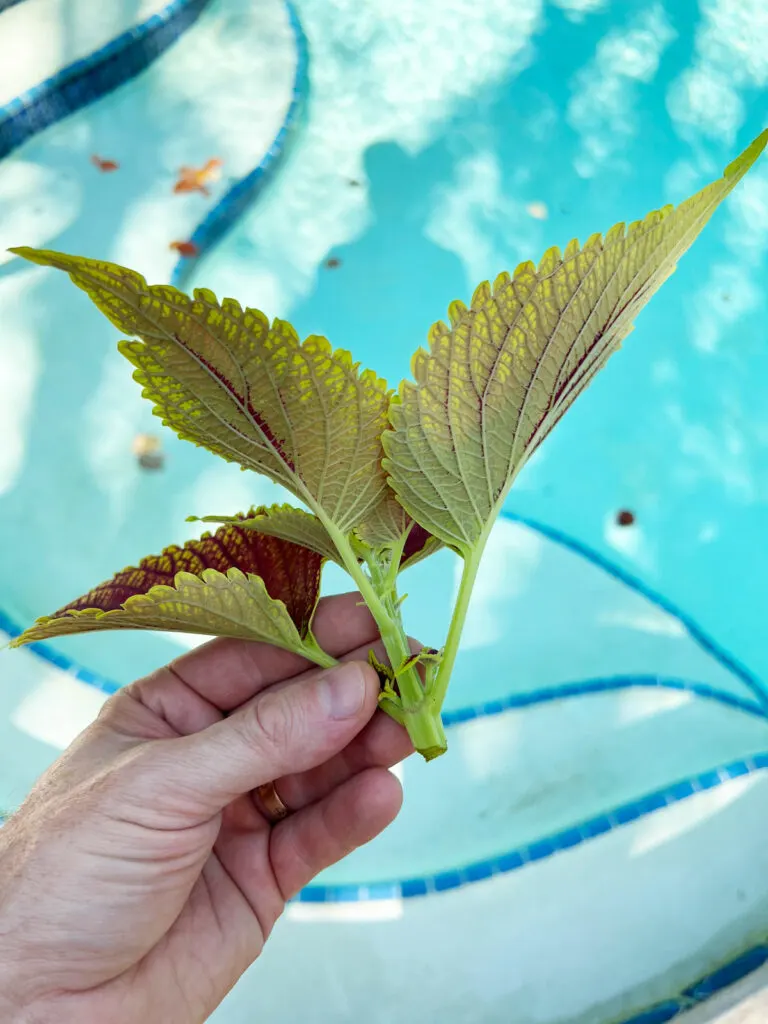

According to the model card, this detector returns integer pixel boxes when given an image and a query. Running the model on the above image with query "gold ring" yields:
[255,781,291,823]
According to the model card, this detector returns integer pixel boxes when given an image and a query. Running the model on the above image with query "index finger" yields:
[166,591,378,712]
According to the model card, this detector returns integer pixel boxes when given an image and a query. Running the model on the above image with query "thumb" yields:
[152,660,379,816]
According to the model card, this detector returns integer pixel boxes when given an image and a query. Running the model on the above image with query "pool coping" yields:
[296,751,768,903]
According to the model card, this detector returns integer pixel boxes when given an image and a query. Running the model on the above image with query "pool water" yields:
[1,1,768,1021]
[1,0,767,690]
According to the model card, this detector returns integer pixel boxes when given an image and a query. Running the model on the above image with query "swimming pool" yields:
[1,0,767,1021]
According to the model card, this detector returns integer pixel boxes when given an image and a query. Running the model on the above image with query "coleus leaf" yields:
[10,516,328,659]
[189,503,440,571]
[383,130,768,556]
[188,503,345,566]
[9,247,408,549]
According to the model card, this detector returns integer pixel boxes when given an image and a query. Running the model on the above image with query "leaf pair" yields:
[9,129,767,680]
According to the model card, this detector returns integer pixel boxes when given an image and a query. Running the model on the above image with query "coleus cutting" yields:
[9,130,767,761]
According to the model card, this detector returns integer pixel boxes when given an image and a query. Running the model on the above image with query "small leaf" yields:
[11,520,324,653]
[9,248,396,541]
[188,503,344,566]
[400,522,442,571]
[383,130,768,555]
[368,648,395,687]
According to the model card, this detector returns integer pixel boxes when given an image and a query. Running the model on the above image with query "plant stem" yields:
[374,597,447,759]
[301,633,340,670]
[382,529,409,593]
[323,521,447,760]
[428,546,484,713]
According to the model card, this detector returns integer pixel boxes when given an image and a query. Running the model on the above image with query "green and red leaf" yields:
[188,503,344,566]
[11,513,325,652]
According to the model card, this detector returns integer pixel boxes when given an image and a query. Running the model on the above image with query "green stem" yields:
[429,545,484,713]
[323,520,447,760]
[382,528,409,594]
[301,633,339,670]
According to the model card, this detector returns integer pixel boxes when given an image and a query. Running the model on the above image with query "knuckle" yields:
[95,689,127,723]
[251,690,302,750]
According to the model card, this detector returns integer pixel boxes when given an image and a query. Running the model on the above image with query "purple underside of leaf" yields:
[400,522,436,564]
[56,512,322,634]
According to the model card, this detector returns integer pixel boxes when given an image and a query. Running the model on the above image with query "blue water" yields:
[0,0,767,719]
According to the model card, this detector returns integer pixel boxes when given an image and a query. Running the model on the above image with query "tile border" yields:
[168,0,310,289]
[296,756,768,1023]
[0,608,122,694]
[0,0,212,158]
[442,674,766,727]
[296,752,768,903]
[501,511,768,713]
[618,944,768,1022]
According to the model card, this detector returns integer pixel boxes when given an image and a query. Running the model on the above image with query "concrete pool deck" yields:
[678,964,768,1023]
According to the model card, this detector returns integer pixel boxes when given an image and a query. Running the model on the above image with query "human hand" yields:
[0,593,412,1023]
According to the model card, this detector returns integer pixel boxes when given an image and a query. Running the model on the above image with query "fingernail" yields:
[319,662,366,720]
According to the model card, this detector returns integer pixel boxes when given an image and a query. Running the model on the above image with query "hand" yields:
[0,593,411,1023]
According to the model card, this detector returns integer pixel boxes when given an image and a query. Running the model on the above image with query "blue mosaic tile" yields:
[682,946,768,1001]
[0,0,211,159]
[614,802,643,825]
[320,885,363,903]
[495,850,525,873]
[697,770,722,790]
[442,706,477,725]
[639,790,668,814]
[590,678,613,692]
[433,871,463,892]
[507,691,534,708]
[400,878,429,898]
[527,838,555,862]
[361,882,401,901]
[296,886,328,903]
[619,1001,682,1024]
[582,814,612,838]
[464,861,495,883]
[554,827,583,850]
[668,780,695,801]
[480,699,504,716]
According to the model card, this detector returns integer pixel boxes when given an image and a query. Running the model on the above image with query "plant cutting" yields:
[10,130,767,761]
